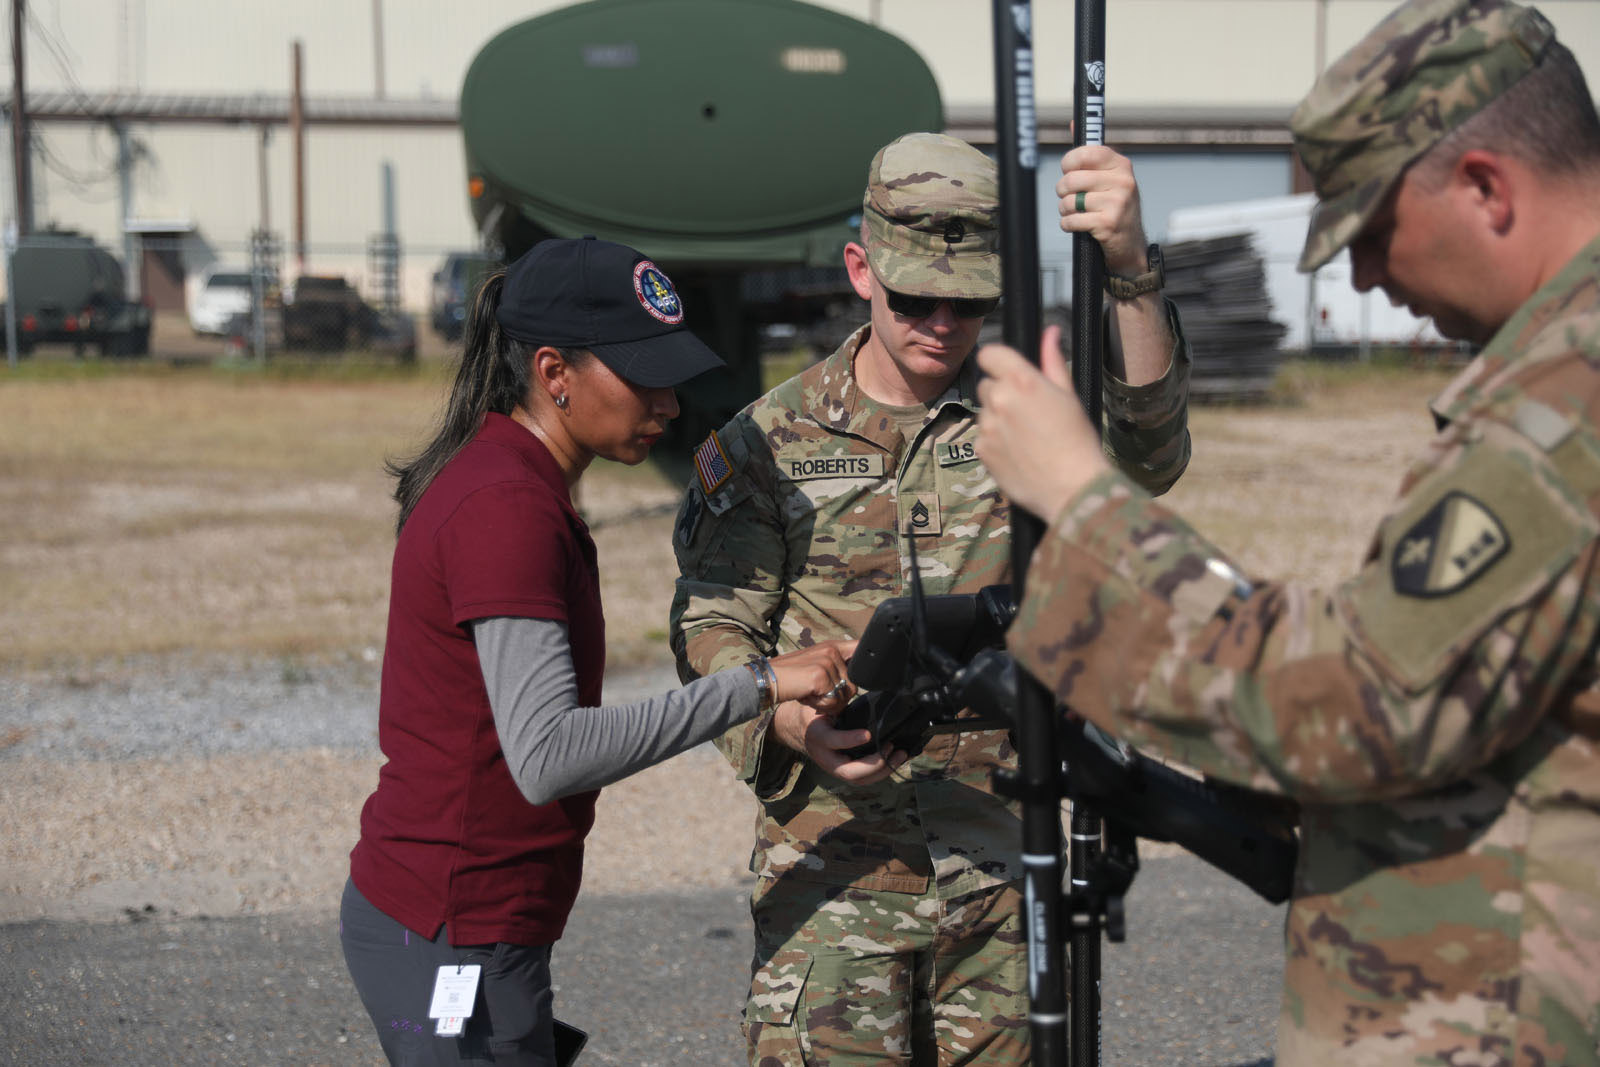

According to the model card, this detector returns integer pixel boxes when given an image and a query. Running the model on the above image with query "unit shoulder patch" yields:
[1342,437,1594,692]
[1390,491,1510,598]
[675,488,704,547]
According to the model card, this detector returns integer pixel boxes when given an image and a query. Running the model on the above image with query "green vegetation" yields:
[761,347,818,391]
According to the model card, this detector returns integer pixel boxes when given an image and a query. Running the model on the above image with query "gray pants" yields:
[340,878,557,1066]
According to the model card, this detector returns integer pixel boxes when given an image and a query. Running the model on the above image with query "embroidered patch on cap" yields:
[693,433,732,495]
[633,261,684,324]
[1391,491,1510,598]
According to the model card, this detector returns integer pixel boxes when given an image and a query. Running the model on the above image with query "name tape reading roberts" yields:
[783,454,887,480]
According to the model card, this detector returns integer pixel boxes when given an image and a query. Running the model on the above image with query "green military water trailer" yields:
[459,0,943,447]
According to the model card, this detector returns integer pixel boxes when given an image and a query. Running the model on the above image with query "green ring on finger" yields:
[1075,191,1087,214]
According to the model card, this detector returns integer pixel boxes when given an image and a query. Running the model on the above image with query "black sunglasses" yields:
[884,288,1000,320]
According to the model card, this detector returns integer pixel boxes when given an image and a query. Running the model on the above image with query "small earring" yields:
[554,394,569,410]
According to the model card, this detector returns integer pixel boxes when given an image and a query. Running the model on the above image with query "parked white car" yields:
[190,266,274,336]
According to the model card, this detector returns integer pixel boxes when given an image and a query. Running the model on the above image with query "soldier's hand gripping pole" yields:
[989,4,1069,1065]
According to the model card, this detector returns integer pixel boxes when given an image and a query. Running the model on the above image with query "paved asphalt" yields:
[2,853,1283,1066]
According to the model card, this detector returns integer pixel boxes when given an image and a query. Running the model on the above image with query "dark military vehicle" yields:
[280,274,417,362]
[6,232,151,357]
[459,0,943,447]
[283,275,376,351]
[429,251,497,342]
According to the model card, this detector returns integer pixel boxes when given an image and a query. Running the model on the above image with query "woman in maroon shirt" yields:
[341,238,853,1066]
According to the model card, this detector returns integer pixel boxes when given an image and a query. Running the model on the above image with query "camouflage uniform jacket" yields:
[1008,235,1600,1066]
[672,316,1190,897]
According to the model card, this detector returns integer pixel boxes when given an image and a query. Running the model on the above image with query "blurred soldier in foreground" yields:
[976,1,1600,1064]
[671,132,1190,1064]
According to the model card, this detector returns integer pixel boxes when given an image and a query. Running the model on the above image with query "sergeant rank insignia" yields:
[901,493,942,535]
[1391,491,1509,598]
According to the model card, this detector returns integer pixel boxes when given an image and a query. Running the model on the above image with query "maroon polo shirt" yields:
[350,412,605,946]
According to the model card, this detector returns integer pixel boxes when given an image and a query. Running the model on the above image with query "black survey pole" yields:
[1073,0,1108,416]
[990,4,1067,1065]
[1069,0,1109,1064]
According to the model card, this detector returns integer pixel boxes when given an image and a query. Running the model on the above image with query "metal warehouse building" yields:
[5,0,1599,321]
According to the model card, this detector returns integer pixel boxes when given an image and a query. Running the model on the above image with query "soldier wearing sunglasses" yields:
[670,131,1191,1066]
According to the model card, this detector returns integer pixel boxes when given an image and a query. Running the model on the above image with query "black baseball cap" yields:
[495,236,725,388]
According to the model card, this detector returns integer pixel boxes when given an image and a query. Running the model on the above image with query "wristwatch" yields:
[1105,242,1164,299]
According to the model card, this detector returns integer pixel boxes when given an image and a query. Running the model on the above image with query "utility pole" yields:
[256,124,271,232]
[1304,0,1330,354]
[371,0,385,99]
[116,120,137,301]
[11,0,31,236]
[1314,0,1328,76]
[291,39,305,272]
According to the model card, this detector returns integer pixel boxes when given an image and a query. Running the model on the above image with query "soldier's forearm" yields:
[1101,300,1191,495]
[1105,291,1175,387]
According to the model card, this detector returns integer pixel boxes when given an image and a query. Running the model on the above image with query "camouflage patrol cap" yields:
[862,132,1001,300]
[1291,0,1556,272]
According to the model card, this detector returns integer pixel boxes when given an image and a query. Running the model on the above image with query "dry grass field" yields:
[0,355,1455,675]
[0,357,686,676]
[1164,359,1454,585]
[0,351,1462,922]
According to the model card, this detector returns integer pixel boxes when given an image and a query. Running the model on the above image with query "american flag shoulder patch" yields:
[694,433,733,496]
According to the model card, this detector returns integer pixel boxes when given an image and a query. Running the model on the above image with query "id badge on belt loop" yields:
[429,963,481,1037]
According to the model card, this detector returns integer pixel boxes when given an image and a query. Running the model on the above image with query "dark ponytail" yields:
[387,270,531,533]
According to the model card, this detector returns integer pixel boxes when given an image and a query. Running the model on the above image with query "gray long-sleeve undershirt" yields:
[471,615,760,807]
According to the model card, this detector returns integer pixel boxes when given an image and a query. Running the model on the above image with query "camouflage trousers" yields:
[742,876,1031,1066]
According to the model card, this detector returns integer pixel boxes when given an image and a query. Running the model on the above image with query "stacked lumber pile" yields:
[1161,234,1287,400]
[980,234,1286,402]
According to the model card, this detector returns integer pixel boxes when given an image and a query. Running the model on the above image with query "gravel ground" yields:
[0,658,755,922]
[0,658,1286,1064]
[0,655,683,763]
[0,657,390,762]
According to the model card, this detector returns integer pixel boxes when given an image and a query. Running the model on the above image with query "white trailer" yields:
[1166,193,1446,354]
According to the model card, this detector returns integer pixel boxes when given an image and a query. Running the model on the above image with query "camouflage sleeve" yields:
[668,421,803,799]
[1101,297,1191,497]
[1007,415,1600,803]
